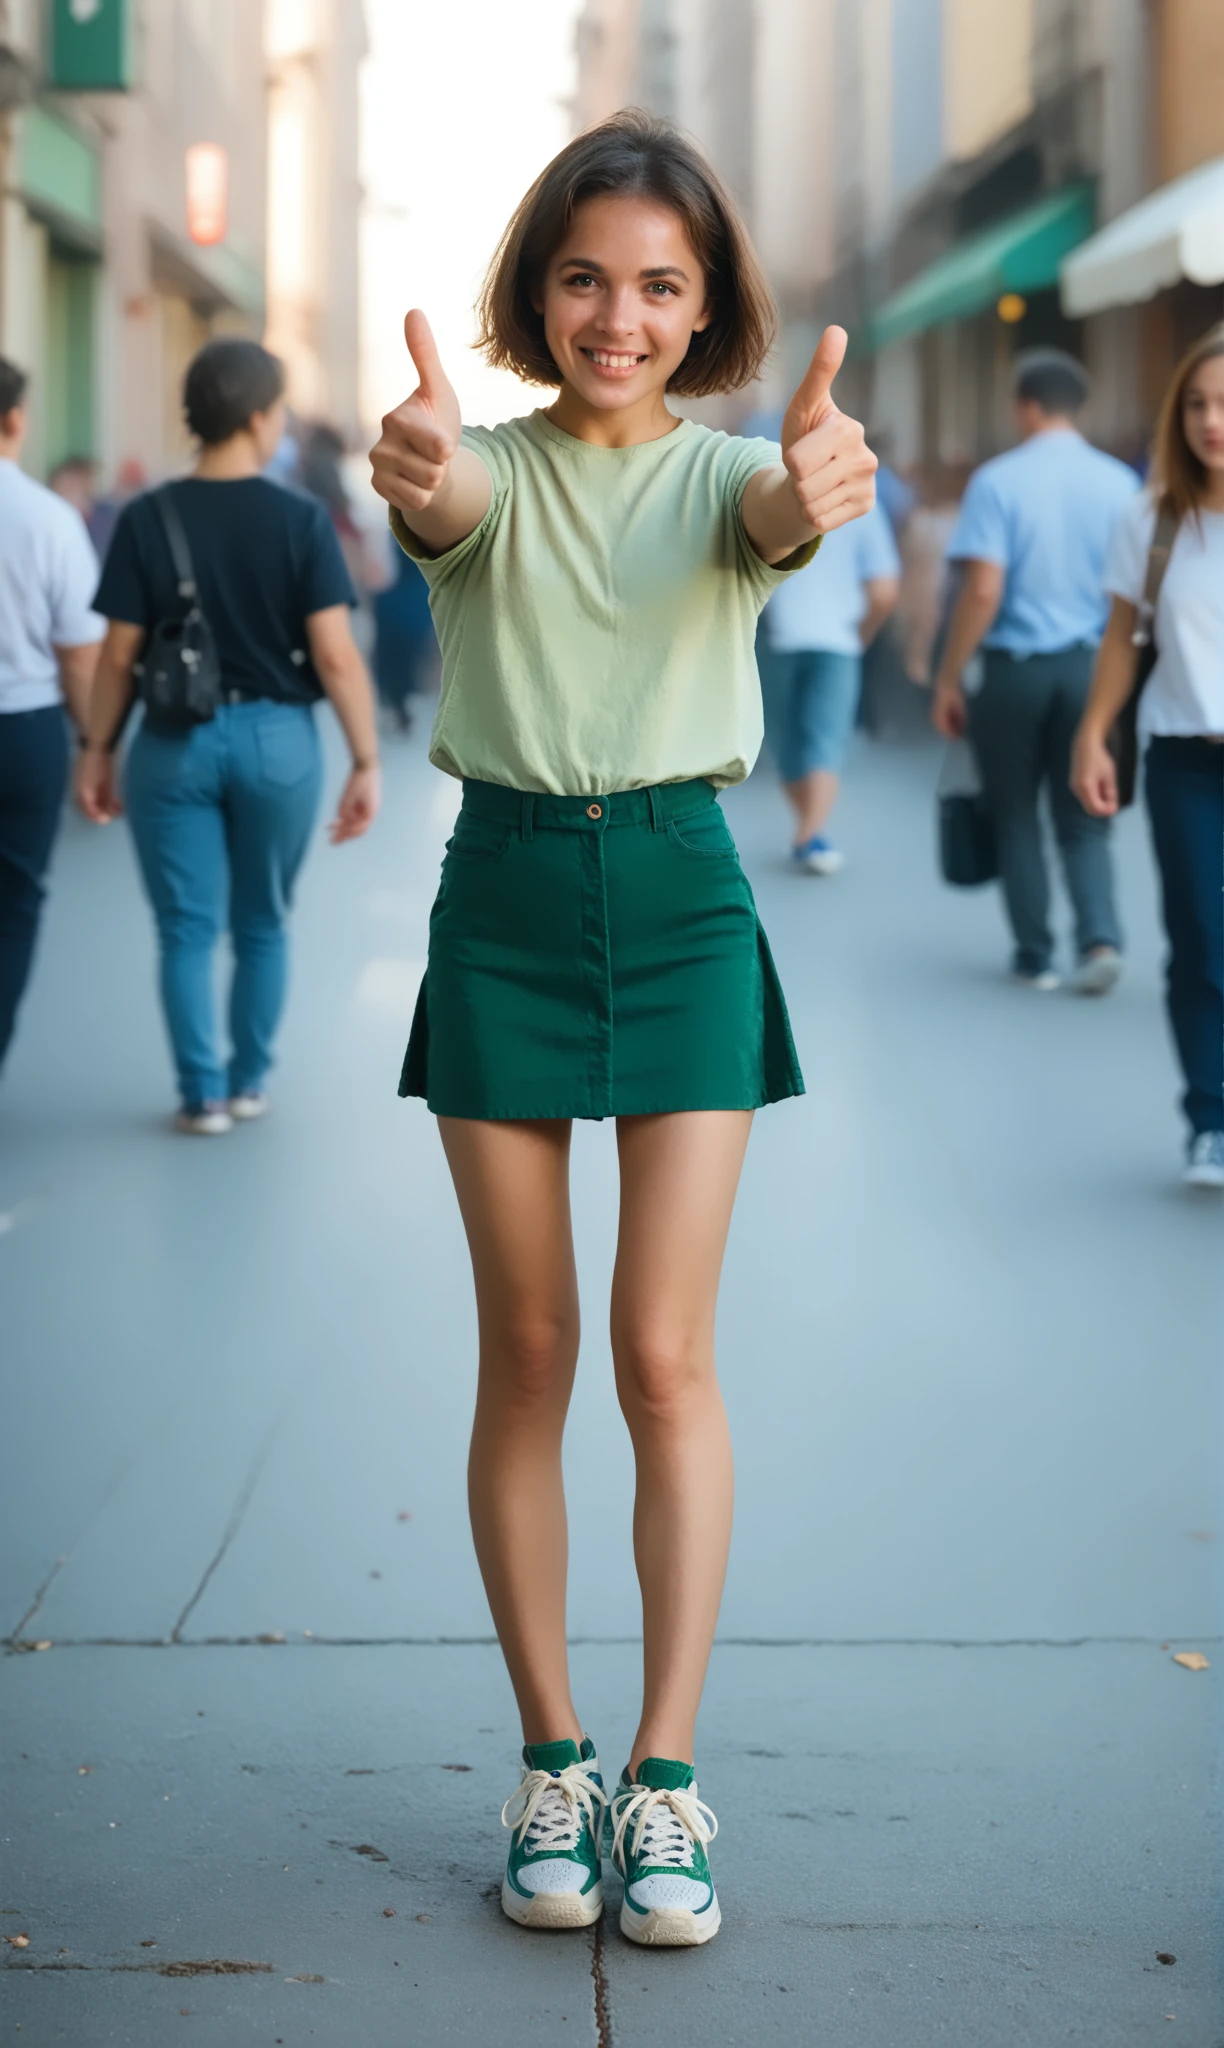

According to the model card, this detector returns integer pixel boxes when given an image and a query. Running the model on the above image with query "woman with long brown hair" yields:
[1072,325,1224,1186]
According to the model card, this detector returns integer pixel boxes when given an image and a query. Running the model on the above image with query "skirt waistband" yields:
[460,777,718,835]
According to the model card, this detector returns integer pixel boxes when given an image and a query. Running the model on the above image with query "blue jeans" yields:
[761,647,862,780]
[125,701,322,1107]
[1145,738,1224,1137]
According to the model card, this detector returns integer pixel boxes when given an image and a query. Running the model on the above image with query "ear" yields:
[691,300,713,336]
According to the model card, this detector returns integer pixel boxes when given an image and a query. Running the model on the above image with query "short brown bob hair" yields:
[1153,321,1224,526]
[476,109,776,398]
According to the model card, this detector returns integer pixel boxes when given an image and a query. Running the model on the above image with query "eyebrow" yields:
[560,257,691,283]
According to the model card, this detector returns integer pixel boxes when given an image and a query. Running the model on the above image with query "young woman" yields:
[1072,324,1224,1186]
[76,339,380,1134]
[370,111,876,1947]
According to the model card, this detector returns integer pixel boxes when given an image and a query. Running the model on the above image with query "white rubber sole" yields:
[619,1896,722,1947]
[1184,1162,1224,1190]
[501,1877,604,1930]
[1071,951,1123,997]
[795,851,844,875]
[228,1093,269,1121]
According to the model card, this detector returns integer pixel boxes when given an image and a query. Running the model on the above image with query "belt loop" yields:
[521,793,534,841]
[647,785,662,832]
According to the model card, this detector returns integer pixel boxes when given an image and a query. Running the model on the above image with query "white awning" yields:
[1061,157,1224,316]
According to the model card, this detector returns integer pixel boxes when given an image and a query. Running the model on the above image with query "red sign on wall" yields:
[186,143,227,247]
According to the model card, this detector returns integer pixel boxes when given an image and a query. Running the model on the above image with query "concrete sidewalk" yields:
[3,720,1221,2045]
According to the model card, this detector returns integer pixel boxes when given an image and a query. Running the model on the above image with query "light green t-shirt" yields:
[390,410,818,796]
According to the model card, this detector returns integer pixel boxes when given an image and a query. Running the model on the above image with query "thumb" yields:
[403,309,449,403]
[785,324,847,437]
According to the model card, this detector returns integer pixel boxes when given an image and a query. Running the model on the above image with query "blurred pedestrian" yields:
[760,498,900,871]
[88,457,148,563]
[900,463,971,686]
[48,455,98,523]
[1072,324,1224,1188]
[75,338,381,1135]
[932,350,1138,993]
[373,545,435,732]
[0,359,103,1074]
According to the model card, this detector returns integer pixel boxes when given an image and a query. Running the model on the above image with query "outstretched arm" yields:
[741,326,878,564]
[931,560,1005,738]
[1070,597,1140,816]
[369,311,491,556]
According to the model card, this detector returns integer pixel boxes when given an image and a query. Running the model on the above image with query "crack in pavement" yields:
[169,1412,291,1643]
[6,1632,1219,1653]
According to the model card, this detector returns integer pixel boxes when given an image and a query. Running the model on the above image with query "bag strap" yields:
[153,485,199,603]
[1131,503,1178,650]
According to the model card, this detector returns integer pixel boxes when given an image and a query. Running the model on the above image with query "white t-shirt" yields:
[0,458,105,714]
[763,499,902,656]
[1105,491,1224,738]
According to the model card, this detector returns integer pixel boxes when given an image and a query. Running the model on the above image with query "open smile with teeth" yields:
[582,349,648,370]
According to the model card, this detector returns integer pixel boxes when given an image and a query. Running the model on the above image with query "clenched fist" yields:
[370,311,462,516]
[780,326,877,536]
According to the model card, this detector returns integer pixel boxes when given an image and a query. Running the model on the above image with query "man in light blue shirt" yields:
[762,498,901,872]
[933,350,1137,991]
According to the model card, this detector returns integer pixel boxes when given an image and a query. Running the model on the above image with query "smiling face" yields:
[1183,353,1224,475]
[537,193,711,419]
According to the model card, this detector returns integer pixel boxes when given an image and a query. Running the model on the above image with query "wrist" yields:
[351,755,379,773]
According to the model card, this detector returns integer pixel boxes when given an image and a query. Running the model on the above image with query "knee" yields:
[614,1329,706,1430]
[484,1311,577,1413]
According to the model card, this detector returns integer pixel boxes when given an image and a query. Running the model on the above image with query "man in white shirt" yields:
[761,498,901,872]
[0,358,104,1072]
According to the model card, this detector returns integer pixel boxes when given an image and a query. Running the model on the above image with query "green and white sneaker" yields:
[608,1757,720,1946]
[500,1736,607,1930]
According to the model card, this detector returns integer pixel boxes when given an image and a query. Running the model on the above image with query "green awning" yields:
[867,185,1095,352]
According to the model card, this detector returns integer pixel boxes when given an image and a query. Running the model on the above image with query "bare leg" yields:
[611,1110,753,1772]
[439,1116,583,1748]
[784,768,839,845]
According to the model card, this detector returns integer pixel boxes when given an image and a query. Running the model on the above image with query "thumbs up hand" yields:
[779,326,877,536]
[371,311,463,515]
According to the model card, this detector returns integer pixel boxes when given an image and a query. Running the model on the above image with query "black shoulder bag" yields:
[133,487,223,731]
[937,739,998,888]
[1109,504,1177,810]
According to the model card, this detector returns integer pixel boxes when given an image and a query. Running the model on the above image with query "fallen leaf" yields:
[31,1641,52,1653]
[256,1632,286,1645]
[1157,1952,1176,1965]
[352,1843,388,1861]
[382,1908,397,1918]
[77,1766,92,1776]
[4,1934,30,1948]
[414,1913,430,1923]
[1172,1651,1210,1672]
[441,1763,472,1773]
[396,1511,413,1523]
[140,1940,158,1948]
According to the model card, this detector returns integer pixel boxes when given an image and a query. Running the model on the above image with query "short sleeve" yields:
[725,434,822,600]
[948,468,1010,565]
[48,504,105,647]
[388,424,507,587]
[93,502,153,626]
[855,501,902,581]
[1104,492,1154,606]
[301,502,358,613]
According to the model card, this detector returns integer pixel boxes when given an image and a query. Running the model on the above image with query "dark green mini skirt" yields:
[400,777,804,1120]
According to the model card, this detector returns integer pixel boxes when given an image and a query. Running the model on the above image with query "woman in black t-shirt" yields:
[76,339,381,1134]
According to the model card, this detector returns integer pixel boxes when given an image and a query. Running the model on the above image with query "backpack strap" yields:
[1132,503,1178,649]
[154,485,199,603]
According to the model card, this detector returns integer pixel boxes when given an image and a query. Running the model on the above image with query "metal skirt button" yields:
[586,803,603,819]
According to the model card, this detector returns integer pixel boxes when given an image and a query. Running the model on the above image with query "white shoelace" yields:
[610,1783,718,1874]
[501,1761,607,1855]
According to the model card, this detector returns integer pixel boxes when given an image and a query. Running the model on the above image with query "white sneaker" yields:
[174,1103,233,1137]
[1071,948,1123,997]
[1185,1132,1224,1189]
[1011,967,1061,993]
[500,1737,607,1930]
[792,835,844,876]
[228,1092,269,1121]
[609,1759,721,1947]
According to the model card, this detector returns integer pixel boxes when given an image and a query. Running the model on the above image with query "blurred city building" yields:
[264,0,367,444]
[0,0,366,487]
[574,0,1224,461]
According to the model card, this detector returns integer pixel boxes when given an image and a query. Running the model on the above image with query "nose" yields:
[594,286,639,340]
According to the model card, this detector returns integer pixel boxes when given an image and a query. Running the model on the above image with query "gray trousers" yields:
[968,645,1121,973]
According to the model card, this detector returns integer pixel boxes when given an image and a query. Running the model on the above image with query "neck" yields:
[1201,472,1224,513]
[1024,414,1077,441]
[544,381,682,449]
[0,439,21,463]
[194,432,261,480]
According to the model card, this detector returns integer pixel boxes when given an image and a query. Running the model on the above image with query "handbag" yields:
[937,740,998,888]
[1108,504,1177,809]
[133,487,223,731]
